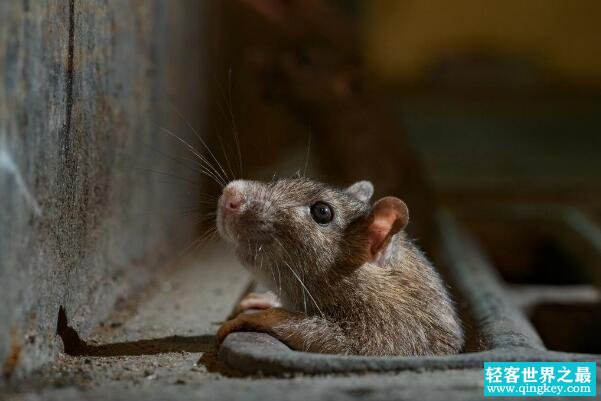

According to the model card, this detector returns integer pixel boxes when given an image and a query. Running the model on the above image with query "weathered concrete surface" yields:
[0,1,208,379]
[0,242,251,391]
[10,370,488,401]
[0,243,488,400]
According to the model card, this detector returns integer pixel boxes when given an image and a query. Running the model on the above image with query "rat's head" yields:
[216,178,409,283]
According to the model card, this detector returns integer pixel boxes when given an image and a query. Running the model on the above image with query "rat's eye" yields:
[310,201,333,224]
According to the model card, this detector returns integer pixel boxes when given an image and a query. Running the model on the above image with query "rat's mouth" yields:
[216,202,273,247]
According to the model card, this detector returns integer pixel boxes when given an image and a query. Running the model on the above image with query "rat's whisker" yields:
[194,225,218,250]
[155,125,227,187]
[129,167,202,187]
[277,262,282,300]
[168,103,232,183]
[275,239,324,318]
[171,153,231,187]
[290,253,323,318]
[136,206,212,218]
[227,67,243,178]
[303,132,312,177]
[217,134,237,182]
[213,72,243,180]
[135,138,214,179]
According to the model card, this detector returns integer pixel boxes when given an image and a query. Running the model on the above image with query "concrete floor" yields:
[2,241,492,400]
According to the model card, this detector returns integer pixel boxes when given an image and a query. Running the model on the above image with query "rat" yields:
[216,177,463,356]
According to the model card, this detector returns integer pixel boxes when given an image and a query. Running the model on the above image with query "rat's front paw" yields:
[228,291,281,319]
[217,307,290,343]
[217,314,249,343]
[217,312,270,343]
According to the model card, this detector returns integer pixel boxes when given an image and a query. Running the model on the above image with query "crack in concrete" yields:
[61,0,75,150]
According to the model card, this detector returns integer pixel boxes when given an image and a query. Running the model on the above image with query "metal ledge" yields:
[219,333,601,375]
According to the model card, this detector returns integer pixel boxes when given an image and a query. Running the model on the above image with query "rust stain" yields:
[2,327,22,380]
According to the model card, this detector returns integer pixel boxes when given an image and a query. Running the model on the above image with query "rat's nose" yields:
[225,196,242,212]
[221,182,245,213]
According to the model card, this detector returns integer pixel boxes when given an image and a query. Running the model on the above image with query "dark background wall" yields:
[0,1,207,378]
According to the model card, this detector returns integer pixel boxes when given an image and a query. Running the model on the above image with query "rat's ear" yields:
[346,181,373,203]
[365,197,409,260]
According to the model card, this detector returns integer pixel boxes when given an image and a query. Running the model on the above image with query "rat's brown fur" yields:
[216,178,463,356]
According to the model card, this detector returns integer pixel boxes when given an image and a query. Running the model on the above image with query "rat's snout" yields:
[222,187,244,213]
[220,181,247,215]
[217,180,274,247]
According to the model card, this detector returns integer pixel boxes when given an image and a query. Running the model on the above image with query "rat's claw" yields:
[217,308,297,346]
[217,307,288,343]
[229,291,281,319]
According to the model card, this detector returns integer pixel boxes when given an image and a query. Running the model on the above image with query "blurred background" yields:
[1,0,600,383]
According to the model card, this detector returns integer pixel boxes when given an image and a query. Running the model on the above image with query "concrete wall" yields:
[0,0,207,379]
